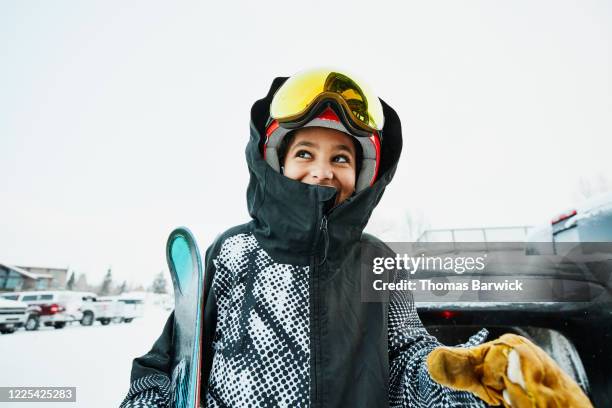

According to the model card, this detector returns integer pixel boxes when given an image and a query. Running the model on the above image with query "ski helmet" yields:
[264,68,383,192]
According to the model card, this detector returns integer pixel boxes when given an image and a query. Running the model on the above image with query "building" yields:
[18,265,69,288]
[0,263,66,292]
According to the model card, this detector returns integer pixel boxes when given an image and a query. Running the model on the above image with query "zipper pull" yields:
[320,216,328,233]
[318,216,329,266]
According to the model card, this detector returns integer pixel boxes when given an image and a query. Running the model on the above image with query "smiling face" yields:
[282,127,357,206]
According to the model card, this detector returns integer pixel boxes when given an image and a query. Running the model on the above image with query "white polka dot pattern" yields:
[387,275,489,408]
[119,374,171,407]
[206,233,310,407]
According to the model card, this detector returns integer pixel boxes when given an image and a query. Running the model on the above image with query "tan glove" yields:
[426,333,593,408]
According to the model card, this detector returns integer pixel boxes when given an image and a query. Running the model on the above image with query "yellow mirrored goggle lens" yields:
[270,68,384,132]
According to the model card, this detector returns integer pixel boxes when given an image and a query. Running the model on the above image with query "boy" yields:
[120,68,592,408]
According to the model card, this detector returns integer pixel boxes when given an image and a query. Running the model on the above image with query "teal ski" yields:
[167,227,205,408]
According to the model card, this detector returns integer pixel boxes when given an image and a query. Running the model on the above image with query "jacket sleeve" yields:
[388,285,490,408]
[119,312,174,407]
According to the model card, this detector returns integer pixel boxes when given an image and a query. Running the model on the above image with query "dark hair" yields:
[278,130,363,177]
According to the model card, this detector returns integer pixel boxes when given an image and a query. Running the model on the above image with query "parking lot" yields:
[0,304,171,408]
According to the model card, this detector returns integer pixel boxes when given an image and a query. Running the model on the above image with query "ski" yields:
[166,227,205,408]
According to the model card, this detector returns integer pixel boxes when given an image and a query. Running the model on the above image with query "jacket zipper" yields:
[318,216,329,266]
[311,214,329,407]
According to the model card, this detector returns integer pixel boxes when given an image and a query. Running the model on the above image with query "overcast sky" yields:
[1,1,610,288]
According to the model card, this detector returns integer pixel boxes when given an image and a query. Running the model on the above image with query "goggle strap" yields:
[278,99,378,140]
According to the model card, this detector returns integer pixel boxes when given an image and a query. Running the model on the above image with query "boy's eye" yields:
[295,150,312,159]
[334,155,351,164]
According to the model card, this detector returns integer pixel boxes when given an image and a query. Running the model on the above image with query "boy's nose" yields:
[310,163,333,180]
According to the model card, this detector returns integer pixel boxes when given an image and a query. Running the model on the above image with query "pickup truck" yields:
[97,295,145,323]
[91,296,123,325]
[0,297,29,334]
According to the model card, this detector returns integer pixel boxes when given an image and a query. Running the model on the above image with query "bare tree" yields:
[574,173,612,201]
[152,271,168,294]
[366,209,430,242]
[402,209,429,242]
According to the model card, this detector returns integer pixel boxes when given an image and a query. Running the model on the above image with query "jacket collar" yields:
[245,77,403,265]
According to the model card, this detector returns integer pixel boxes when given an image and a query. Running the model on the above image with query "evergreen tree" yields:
[118,280,128,294]
[100,268,113,296]
[66,272,76,290]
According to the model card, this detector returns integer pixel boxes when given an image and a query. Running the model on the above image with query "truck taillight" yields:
[440,310,458,319]
[551,209,577,225]
[47,304,65,314]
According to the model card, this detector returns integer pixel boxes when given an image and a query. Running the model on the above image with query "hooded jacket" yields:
[120,77,488,408]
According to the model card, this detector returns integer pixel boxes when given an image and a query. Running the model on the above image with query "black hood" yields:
[245,76,403,265]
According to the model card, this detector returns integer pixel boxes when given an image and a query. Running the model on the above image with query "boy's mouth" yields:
[314,182,338,191]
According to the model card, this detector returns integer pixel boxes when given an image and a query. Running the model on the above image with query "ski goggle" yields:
[269,68,385,139]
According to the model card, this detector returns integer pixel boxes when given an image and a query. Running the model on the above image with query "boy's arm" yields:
[119,312,174,407]
[131,311,175,381]
[388,286,489,408]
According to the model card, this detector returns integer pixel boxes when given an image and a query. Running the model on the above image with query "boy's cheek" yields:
[281,164,302,181]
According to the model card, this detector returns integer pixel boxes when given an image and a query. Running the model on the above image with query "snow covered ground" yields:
[0,304,171,407]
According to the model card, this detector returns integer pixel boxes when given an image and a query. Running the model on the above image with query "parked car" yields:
[75,292,118,326]
[96,296,126,324]
[97,295,145,323]
[116,295,144,323]
[0,297,29,334]
[0,293,41,331]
